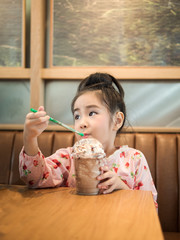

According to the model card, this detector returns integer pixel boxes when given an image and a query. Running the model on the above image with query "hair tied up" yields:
[85,81,112,90]
[72,72,126,132]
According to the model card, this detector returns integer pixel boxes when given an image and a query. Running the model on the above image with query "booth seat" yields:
[0,130,180,240]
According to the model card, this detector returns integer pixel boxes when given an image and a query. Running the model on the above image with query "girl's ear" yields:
[113,111,124,131]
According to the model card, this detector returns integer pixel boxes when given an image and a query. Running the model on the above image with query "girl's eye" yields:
[89,111,97,116]
[74,114,80,120]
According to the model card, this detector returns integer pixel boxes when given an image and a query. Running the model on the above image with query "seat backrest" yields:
[115,133,180,232]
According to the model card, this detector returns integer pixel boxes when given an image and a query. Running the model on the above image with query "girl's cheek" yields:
[75,134,81,141]
[74,122,79,130]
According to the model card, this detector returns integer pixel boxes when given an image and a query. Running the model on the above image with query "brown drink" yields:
[72,138,106,195]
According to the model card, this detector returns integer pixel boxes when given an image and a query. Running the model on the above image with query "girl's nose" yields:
[80,118,88,129]
[80,124,87,129]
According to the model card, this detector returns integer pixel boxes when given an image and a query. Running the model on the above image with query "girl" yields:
[19,73,157,207]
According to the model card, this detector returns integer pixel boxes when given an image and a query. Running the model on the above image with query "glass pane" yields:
[123,82,180,127]
[0,0,23,66]
[45,81,79,125]
[0,81,30,124]
[45,81,180,127]
[53,0,180,66]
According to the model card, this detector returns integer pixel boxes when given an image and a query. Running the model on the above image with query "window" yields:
[0,0,24,67]
[0,0,179,131]
[45,80,180,127]
[51,0,180,66]
[0,80,30,123]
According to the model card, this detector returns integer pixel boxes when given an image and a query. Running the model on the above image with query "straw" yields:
[30,108,84,136]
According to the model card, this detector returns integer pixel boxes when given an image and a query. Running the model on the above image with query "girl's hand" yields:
[23,106,50,156]
[97,166,129,194]
[24,106,50,140]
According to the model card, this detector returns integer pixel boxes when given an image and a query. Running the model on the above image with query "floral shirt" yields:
[19,145,158,208]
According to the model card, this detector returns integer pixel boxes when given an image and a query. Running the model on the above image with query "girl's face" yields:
[73,91,117,156]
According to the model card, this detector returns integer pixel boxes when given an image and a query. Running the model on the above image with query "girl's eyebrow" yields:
[73,105,100,113]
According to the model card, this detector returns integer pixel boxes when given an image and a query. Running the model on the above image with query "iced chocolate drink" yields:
[72,138,106,195]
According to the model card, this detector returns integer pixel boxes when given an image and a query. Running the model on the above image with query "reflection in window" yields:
[52,0,180,66]
[0,0,23,66]
[0,81,30,124]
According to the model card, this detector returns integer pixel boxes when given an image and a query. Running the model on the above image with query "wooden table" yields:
[0,185,164,240]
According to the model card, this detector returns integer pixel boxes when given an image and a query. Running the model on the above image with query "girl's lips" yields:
[83,133,90,138]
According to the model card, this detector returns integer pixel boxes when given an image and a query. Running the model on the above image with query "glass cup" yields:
[75,157,103,195]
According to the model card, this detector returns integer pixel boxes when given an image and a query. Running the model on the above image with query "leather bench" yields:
[0,130,180,240]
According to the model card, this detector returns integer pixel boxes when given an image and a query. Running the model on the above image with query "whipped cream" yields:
[72,138,106,159]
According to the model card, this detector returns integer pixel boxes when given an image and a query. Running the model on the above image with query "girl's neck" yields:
[105,145,117,158]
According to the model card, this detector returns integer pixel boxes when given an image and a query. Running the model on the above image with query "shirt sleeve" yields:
[131,150,158,209]
[19,147,74,188]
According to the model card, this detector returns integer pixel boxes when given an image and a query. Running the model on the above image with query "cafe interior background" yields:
[0,0,179,131]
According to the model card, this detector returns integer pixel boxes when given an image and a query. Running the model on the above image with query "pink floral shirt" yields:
[19,145,158,208]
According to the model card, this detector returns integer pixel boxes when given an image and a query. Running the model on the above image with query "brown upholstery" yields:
[0,131,15,184]
[0,130,180,239]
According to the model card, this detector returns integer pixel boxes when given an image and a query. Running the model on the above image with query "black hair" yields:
[71,72,126,133]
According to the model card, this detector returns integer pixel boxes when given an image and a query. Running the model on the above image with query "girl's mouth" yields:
[83,133,90,138]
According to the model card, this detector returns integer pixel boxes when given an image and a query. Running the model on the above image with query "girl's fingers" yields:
[38,106,44,111]
[97,170,113,181]
[26,106,45,119]
[102,177,114,186]
[25,117,49,137]
[27,115,49,123]
[98,177,116,194]
[36,115,50,124]
[100,166,109,172]
[26,112,35,119]
[102,185,115,194]
[98,177,114,188]
[33,111,47,118]
[26,115,50,129]
[97,169,118,194]
[24,107,49,139]
[27,110,48,120]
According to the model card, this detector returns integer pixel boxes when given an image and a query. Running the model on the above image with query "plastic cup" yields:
[75,157,103,195]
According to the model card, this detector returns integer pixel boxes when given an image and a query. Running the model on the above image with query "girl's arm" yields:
[132,151,158,207]
[19,147,73,188]
[23,106,50,156]
[96,149,158,209]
